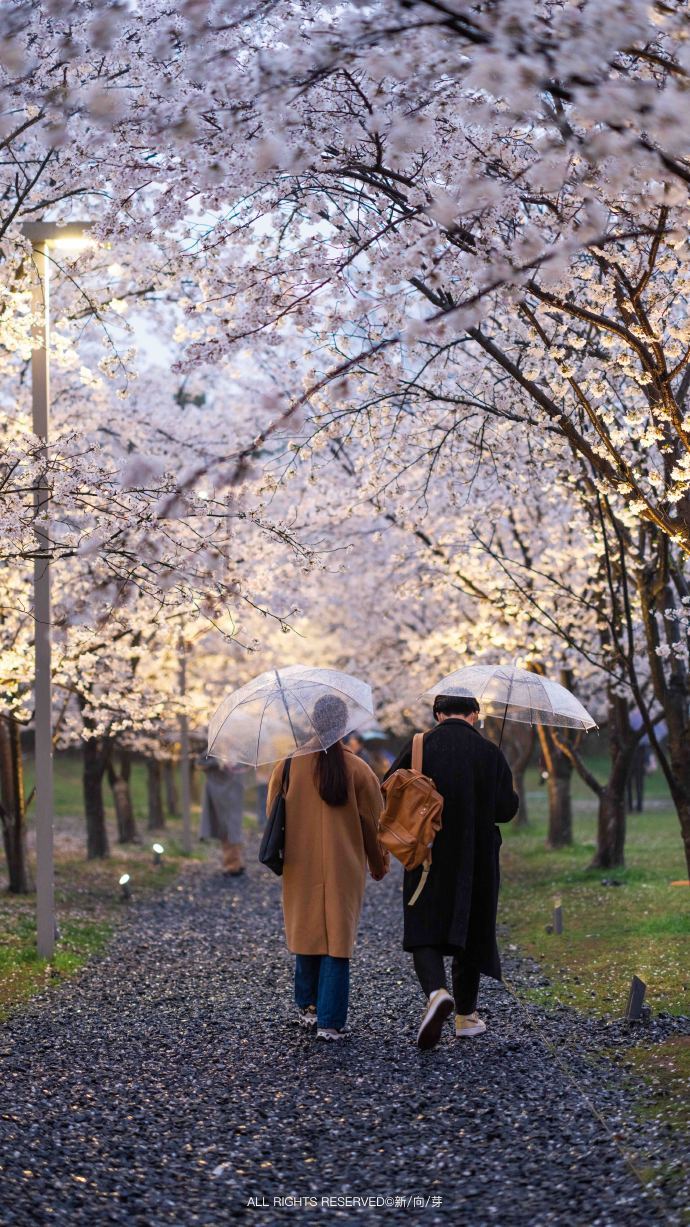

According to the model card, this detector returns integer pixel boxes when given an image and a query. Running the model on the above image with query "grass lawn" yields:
[0,752,210,1021]
[500,756,689,1141]
[500,756,689,1017]
[626,1038,690,1136]
[1,751,269,1021]
[23,750,169,822]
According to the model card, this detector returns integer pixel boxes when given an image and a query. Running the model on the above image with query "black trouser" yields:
[412,946,480,1014]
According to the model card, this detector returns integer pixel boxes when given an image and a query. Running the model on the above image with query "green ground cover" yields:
[0,851,188,1020]
[500,757,689,1017]
[625,1037,690,1135]
[500,757,689,1142]
[0,753,206,1020]
[24,750,163,821]
[0,752,266,1020]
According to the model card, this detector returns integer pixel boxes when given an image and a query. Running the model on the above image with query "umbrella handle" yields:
[274,669,299,745]
[498,703,508,751]
[497,666,515,751]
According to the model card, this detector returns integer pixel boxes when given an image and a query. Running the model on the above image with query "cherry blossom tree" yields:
[3,0,690,885]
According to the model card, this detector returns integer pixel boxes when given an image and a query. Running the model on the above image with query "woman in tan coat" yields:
[267,695,388,1041]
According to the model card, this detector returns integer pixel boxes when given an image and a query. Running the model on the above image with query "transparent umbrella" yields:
[423,663,596,732]
[207,665,375,766]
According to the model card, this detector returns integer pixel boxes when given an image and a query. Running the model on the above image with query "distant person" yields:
[367,744,395,781]
[626,709,669,813]
[198,755,247,876]
[267,695,389,1041]
[627,742,649,813]
[385,694,518,1050]
[255,762,272,830]
[344,732,373,767]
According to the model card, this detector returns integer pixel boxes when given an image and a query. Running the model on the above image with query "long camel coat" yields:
[267,747,387,959]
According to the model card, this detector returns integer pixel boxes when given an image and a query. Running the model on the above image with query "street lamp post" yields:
[22,221,95,958]
[179,639,192,855]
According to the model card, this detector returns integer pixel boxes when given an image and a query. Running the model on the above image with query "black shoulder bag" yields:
[258,758,291,876]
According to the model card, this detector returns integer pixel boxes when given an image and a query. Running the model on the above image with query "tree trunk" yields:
[587,692,636,869]
[0,715,32,893]
[107,749,137,843]
[163,759,179,817]
[667,757,690,880]
[537,725,573,847]
[191,762,201,805]
[636,569,690,878]
[661,668,690,879]
[147,758,165,830]
[83,736,109,860]
[675,800,690,880]
[508,725,535,828]
[546,770,573,847]
[590,788,626,869]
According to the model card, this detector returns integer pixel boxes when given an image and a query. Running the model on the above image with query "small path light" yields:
[152,843,164,866]
[119,873,132,901]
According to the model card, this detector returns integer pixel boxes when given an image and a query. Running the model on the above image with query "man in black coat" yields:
[386,694,519,1049]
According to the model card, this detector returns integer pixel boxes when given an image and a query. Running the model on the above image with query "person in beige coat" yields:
[267,694,389,1041]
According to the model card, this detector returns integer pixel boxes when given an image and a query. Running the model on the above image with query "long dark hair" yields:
[312,695,349,807]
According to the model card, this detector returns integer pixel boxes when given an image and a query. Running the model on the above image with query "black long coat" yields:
[386,718,519,979]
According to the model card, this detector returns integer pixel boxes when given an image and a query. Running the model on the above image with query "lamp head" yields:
[50,235,96,254]
[21,221,96,251]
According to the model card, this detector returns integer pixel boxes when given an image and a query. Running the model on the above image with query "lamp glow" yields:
[119,872,132,901]
[49,235,96,253]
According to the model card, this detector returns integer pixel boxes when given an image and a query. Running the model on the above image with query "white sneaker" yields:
[316,1027,349,1041]
[455,1011,487,1038]
[297,1006,317,1029]
[416,988,454,1050]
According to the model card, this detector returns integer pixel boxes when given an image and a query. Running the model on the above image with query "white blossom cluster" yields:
[0,0,688,780]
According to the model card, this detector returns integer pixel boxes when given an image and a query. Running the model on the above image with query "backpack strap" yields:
[408,734,430,907]
[408,858,431,906]
[411,732,424,774]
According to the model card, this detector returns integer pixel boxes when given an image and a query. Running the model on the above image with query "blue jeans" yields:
[294,954,350,1030]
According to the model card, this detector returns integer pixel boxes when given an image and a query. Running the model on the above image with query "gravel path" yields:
[1,846,688,1227]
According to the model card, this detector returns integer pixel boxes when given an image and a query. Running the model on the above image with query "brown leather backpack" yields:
[379,732,444,906]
